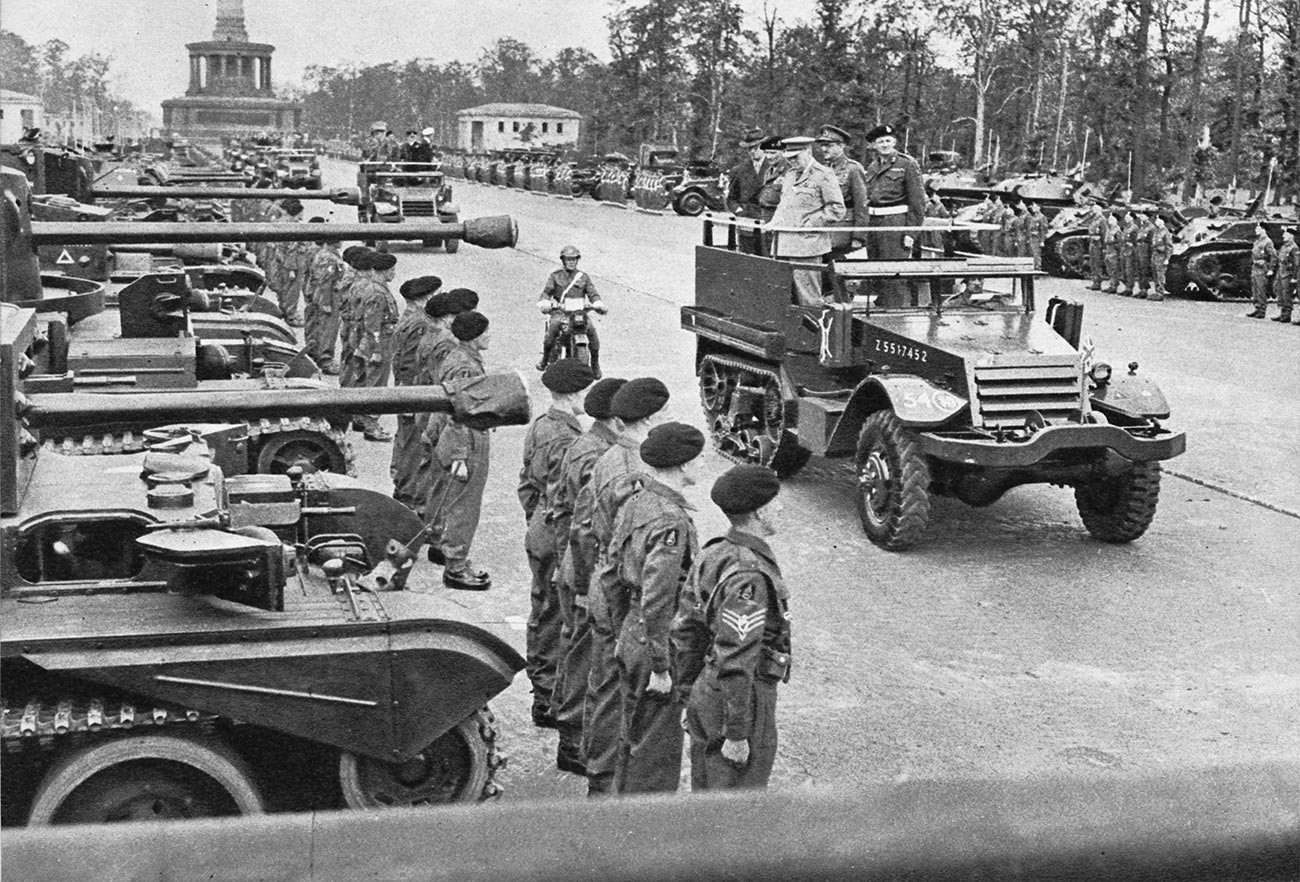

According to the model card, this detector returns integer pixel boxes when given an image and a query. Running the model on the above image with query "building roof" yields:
[1,89,41,104]
[457,103,581,119]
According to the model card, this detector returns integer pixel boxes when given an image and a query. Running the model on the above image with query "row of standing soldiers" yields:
[1247,224,1300,323]
[1082,203,1175,301]
[519,366,793,795]
[967,195,1051,269]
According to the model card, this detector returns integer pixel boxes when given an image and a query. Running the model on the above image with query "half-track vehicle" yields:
[265,148,323,189]
[1166,216,1293,301]
[356,162,460,252]
[681,218,1186,550]
[1,303,529,825]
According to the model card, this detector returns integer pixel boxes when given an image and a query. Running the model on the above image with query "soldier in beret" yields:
[389,275,442,510]
[551,377,628,776]
[424,311,493,590]
[814,124,869,258]
[673,464,790,791]
[304,222,346,374]
[519,359,596,730]
[412,288,480,516]
[1271,227,1298,322]
[604,422,705,794]
[581,377,671,796]
[338,248,374,392]
[270,198,309,326]
[861,124,926,305]
[352,251,399,441]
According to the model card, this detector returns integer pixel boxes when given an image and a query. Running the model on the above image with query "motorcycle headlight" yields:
[1089,362,1112,385]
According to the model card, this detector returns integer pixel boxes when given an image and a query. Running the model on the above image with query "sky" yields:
[3,0,819,119]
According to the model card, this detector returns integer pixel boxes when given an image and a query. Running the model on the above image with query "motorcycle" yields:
[545,295,606,368]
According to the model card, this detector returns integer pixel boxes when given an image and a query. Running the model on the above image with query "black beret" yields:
[280,198,303,215]
[711,464,780,515]
[584,378,627,418]
[444,287,479,313]
[400,275,442,298]
[610,377,670,422]
[542,358,596,394]
[341,245,365,263]
[758,135,784,150]
[424,292,454,318]
[370,251,397,271]
[451,310,489,341]
[865,124,897,142]
[349,249,374,270]
[815,124,851,144]
[640,422,705,469]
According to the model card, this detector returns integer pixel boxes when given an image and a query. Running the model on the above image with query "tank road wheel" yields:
[854,411,932,551]
[1054,234,1089,278]
[338,710,500,807]
[674,190,706,217]
[1074,461,1162,543]
[444,238,460,254]
[698,357,735,415]
[255,430,348,475]
[26,733,263,825]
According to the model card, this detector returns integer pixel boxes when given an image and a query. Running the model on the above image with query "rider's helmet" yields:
[560,245,581,260]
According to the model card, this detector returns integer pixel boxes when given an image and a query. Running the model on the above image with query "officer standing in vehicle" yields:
[1086,202,1107,290]
[353,251,399,441]
[923,186,950,256]
[673,464,790,791]
[304,225,346,374]
[582,378,671,796]
[424,311,494,590]
[1247,224,1278,319]
[607,423,705,794]
[768,136,845,306]
[814,124,868,258]
[1272,227,1298,323]
[1147,214,1172,302]
[389,275,441,510]
[552,378,627,776]
[519,359,596,730]
[538,246,607,377]
[726,128,769,254]
[861,124,926,262]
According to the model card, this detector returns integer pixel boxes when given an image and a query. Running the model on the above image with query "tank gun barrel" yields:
[22,374,530,431]
[30,216,518,249]
[92,186,361,204]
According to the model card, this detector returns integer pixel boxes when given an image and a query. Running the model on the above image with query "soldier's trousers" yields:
[390,414,425,510]
[1136,251,1152,292]
[278,273,305,322]
[1089,241,1105,286]
[582,586,622,793]
[1276,276,1295,315]
[1252,272,1271,311]
[686,677,778,791]
[304,303,340,370]
[614,636,683,794]
[1151,261,1168,299]
[867,217,913,306]
[1121,253,1135,293]
[1029,242,1042,271]
[555,548,594,736]
[525,509,564,708]
[424,430,489,567]
[352,352,391,433]
[1105,251,1120,291]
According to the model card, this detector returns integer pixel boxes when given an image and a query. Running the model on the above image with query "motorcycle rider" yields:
[538,245,608,378]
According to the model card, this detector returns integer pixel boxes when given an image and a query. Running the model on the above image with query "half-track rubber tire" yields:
[854,411,932,551]
[1074,461,1162,543]
[27,733,263,825]
[337,708,501,808]
[674,190,706,217]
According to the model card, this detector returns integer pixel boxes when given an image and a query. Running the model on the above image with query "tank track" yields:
[697,353,810,478]
[475,706,507,800]
[42,416,357,476]
[1,696,216,752]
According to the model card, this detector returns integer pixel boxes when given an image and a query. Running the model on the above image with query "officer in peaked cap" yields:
[767,136,845,305]
[816,124,869,257]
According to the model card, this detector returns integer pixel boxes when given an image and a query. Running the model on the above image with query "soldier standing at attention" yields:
[1008,200,1027,259]
[353,251,399,442]
[1118,209,1138,296]
[581,378,671,797]
[271,198,307,325]
[975,193,997,257]
[337,248,372,392]
[1272,227,1298,323]
[814,124,869,258]
[606,423,705,794]
[1147,215,1173,302]
[1134,210,1155,298]
[1026,202,1048,270]
[519,359,596,730]
[424,311,494,591]
[673,464,790,791]
[768,136,845,306]
[1246,224,1278,319]
[389,275,442,510]
[538,245,607,378]
[1086,202,1107,290]
[998,198,1017,258]
[923,186,950,256]
[861,125,926,301]
[1103,211,1123,294]
[304,224,346,374]
[551,378,627,776]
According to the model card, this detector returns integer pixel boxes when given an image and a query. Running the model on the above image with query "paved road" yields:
[317,160,1299,800]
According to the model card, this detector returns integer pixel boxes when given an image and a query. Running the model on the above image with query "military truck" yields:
[356,162,461,251]
[681,219,1185,549]
[1,302,529,824]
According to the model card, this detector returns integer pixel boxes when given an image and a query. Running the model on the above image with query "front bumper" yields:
[920,423,1186,468]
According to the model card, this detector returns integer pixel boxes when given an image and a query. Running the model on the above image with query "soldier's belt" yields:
[866,204,908,216]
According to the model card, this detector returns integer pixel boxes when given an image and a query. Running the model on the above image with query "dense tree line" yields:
[297,0,1298,203]
[0,30,145,140]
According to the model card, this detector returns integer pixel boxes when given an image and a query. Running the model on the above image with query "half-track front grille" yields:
[402,199,437,217]
[972,360,1083,428]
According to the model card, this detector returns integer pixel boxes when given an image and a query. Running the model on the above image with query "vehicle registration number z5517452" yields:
[875,339,928,362]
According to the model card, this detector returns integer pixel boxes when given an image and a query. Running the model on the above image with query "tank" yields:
[3,166,519,475]
[1166,216,1292,301]
[1,302,530,825]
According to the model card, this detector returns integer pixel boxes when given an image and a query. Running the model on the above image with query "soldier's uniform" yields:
[389,283,438,509]
[304,243,346,373]
[539,266,603,373]
[1248,231,1278,318]
[1119,213,1138,296]
[923,193,950,256]
[352,261,399,438]
[1134,212,1154,296]
[1148,221,1173,302]
[1273,232,1298,323]
[337,252,370,390]
[975,196,997,257]
[815,126,869,258]
[1086,206,1107,289]
[998,203,1018,258]
[1008,207,1026,259]
[1026,204,1048,270]
[1103,215,1123,294]
[606,476,698,794]
[860,134,926,264]
[410,291,477,515]
[674,528,791,790]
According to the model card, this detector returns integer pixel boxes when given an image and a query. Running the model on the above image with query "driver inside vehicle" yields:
[537,245,608,377]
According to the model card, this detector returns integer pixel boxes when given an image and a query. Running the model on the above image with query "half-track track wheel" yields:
[1074,461,1162,543]
[255,427,349,475]
[854,411,932,551]
[697,355,809,479]
[26,733,263,825]
[338,707,504,808]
